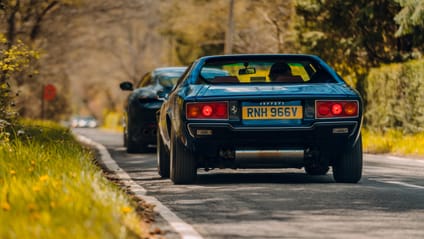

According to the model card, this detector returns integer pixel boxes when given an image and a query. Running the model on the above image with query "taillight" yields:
[316,100,359,118]
[186,102,228,120]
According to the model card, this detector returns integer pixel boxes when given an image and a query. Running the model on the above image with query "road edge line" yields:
[76,134,204,239]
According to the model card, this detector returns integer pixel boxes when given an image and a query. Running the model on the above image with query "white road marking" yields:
[386,155,424,164]
[383,181,424,190]
[77,135,204,239]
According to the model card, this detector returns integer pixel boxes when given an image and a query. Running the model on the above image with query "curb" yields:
[76,134,204,239]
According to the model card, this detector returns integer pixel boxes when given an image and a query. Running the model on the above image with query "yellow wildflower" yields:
[32,185,41,192]
[121,206,132,214]
[28,203,37,211]
[1,202,11,211]
[39,174,49,182]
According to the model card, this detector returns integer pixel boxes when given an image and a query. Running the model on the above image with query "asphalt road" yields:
[74,128,424,239]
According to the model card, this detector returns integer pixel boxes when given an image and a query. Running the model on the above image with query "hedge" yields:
[364,59,424,134]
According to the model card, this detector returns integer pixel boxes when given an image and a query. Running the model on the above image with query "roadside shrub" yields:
[0,34,39,128]
[364,59,424,134]
[103,111,123,131]
[362,128,424,157]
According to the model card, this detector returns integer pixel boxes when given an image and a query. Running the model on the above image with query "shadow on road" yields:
[194,171,336,185]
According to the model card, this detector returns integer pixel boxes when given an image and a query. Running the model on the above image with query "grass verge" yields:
[0,120,154,239]
[362,128,424,158]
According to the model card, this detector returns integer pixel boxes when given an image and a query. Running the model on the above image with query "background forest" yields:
[1,0,424,134]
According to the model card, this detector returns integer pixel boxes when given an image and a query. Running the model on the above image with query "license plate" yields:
[242,105,303,120]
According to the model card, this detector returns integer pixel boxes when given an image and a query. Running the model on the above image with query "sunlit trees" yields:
[394,0,424,56]
[395,0,424,36]
[297,1,400,70]
[0,0,81,120]
[2,0,424,128]
[159,0,299,65]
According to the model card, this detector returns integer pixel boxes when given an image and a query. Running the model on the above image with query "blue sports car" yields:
[157,54,363,184]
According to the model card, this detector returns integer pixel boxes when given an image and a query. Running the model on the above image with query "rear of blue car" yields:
[159,54,363,184]
[183,86,361,171]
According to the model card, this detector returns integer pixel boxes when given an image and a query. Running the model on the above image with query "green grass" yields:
[362,128,424,157]
[0,120,149,239]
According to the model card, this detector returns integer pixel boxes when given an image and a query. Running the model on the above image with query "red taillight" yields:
[202,105,213,116]
[186,102,228,119]
[316,100,358,118]
[331,103,343,115]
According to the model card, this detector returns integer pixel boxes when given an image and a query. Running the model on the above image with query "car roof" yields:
[152,66,187,73]
[196,54,323,62]
[149,66,187,78]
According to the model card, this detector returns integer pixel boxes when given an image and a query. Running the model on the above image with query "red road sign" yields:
[43,84,56,101]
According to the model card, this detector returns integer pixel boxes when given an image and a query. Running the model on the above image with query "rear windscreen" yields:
[199,59,336,84]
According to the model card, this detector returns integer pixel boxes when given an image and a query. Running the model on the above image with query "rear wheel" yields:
[123,128,128,147]
[157,131,170,178]
[332,135,363,183]
[170,128,196,184]
[126,129,148,153]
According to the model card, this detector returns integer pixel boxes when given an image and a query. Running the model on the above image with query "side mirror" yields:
[119,81,134,91]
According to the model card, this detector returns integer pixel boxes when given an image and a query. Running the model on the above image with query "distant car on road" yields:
[120,67,187,153]
[157,54,363,184]
[70,116,98,128]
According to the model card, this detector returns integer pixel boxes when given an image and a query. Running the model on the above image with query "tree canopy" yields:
[1,0,423,124]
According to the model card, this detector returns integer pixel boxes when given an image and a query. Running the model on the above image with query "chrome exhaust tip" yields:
[235,149,304,160]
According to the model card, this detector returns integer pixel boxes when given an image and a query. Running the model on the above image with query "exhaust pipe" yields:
[234,149,304,168]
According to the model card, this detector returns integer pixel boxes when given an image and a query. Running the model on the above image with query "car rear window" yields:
[199,59,335,84]
[157,72,183,88]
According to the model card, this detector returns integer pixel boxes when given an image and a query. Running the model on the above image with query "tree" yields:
[159,0,299,65]
[395,0,424,36]
[394,0,424,56]
[295,0,420,90]
[159,0,228,65]
[0,0,81,120]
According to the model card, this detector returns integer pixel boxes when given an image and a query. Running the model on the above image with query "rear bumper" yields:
[184,121,360,168]
[127,106,160,144]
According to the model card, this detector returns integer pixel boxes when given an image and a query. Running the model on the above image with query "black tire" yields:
[157,131,170,178]
[126,130,148,153]
[170,128,196,184]
[305,164,329,175]
[123,127,128,147]
[332,135,363,183]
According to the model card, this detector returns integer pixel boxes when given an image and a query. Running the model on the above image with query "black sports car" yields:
[120,67,186,153]
[157,54,363,184]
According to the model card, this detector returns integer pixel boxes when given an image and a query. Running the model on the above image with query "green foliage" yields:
[395,0,424,36]
[0,120,146,239]
[295,0,422,92]
[0,34,39,127]
[364,59,424,133]
[293,0,424,136]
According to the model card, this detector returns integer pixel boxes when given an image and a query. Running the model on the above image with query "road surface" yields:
[74,128,424,239]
